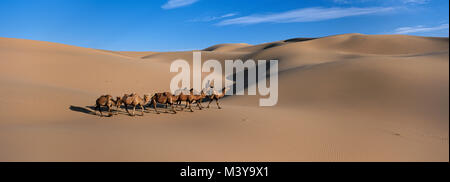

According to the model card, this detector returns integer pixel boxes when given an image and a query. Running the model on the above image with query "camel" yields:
[207,87,229,109]
[151,92,177,114]
[94,94,116,117]
[159,93,181,111]
[173,88,189,108]
[114,96,123,112]
[175,89,207,112]
[120,93,151,116]
[169,94,180,109]
[175,90,191,110]
[188,89,207,111]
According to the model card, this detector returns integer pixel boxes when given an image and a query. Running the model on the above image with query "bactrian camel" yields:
[176,90,190,110]
[95,94,116,117]
[175,89,207,112]
[207,87,229,109]
[188,89,207,112]
[120,93,151,116]
[151,92,177,114]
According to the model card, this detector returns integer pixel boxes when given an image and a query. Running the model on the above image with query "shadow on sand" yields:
[69,104,191,117]
[69,105,96,115]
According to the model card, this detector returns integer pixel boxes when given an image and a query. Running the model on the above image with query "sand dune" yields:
[203,43,251,52]
[0,34,448,161]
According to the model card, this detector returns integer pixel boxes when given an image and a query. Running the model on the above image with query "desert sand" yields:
[0,33,448,161]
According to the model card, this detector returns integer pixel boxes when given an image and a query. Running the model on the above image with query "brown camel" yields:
[188,89,207,111]
[121,93,151,116]
[175,89,207,112]
[114,96,123,112]
[169,94,180,109]
[207,87,229,109]
[94,94,116,117]
[175,90,191,110]
[151,92,177,114]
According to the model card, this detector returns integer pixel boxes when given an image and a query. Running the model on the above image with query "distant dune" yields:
[0,34,448,161]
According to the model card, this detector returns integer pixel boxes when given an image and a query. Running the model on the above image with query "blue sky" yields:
[0,0,448,51]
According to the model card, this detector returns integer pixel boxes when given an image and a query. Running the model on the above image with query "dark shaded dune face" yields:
[202,43,251,52]
[283,38,317,43]
[226,41,289,53]
[203,45,221,51]
[306,34,450,55]
[263,42,286,50]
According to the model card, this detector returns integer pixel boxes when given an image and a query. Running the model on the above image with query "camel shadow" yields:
[70,105,123,117]
[69,105,96,115]
[69,103,200,116]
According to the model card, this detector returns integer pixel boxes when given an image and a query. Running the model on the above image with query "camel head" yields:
[105,95,113,100]
[200,90,207,98]
[143,94,151,104]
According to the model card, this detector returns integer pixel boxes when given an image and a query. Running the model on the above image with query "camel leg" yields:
[174,101,179,111]
[124,104,131,115]
[115,103,121,115]
[207,99,213,108]
[176,101,182,110]
[198,100,204,109]
[170,104,177,114]
[132,105,136,116]
[153,100,160,114]
[163,103,168,113]
[99,106,104,116]
[216,99,222,109]
[107,105,112,116]
[114,105,119,115]
[177,101,182,111]
[188,101,194,112]
[196,101,202,110]
[95,105,102,116]
[108,104,114,115]
[139,105,145,116]
[177,100,184,111]
[167,103,171,113]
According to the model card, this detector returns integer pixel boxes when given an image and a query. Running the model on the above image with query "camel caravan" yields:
[94,86,230,117]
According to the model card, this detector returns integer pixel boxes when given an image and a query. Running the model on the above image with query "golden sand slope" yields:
[0,34,448,161]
